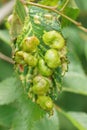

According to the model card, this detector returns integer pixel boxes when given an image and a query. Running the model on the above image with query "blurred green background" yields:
[0,0,87,130]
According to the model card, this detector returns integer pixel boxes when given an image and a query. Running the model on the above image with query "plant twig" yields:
[0,52,14,64]
[20,0,87,33]
[0,0,15,24]
[60,0,70,11]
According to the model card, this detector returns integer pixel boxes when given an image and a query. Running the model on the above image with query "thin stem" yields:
[52,9,81,26]
[60,0,70,11]
[0,52,14,64]
[20,0,87,33]
[20,0,58,9]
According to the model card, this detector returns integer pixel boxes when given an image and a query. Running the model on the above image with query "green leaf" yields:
[29,6,61,54]
[31,110,59,130]
[0,33,12,57]
[62,27,87,95]
[0,105,16,127]
[10,0,26,40]
[13,4,62,92]
[0,77,21,105]
[57,110,77,130]
[12,93,59,130]
[0,60,13,81]
[69,0,78,8]
[0,30,11,45]
[62,27,85,57]
[63,72,87,95]
[0,29,14,81]
[84,41,87,60]
[15,0,26,23]
[68,112,87,130]
[75,0,87,11]
[57,108,87,130]
[10,13,23,40]
[12,94,46,130]
[63,111,87,130]
[0,126,9,130]
[61,7,79,27]
[39,0,59,6]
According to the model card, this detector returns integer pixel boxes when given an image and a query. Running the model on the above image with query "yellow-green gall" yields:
[21,36,40,52]
[37,96,53,111]
[15,51,38,67]
[45,49,61,68]
[32,76,50,95]
[15,51,26,64]
[43,30,65,50]
[38,58,53,77]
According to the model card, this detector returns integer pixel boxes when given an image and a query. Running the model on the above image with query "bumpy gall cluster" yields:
[14,30,67,115]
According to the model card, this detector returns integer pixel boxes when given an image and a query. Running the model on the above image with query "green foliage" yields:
[61,7,79,27]
[13,0,68,114]
[15,0,26,23]
[0,105,16,127]
[31,110,59,130]
[0,30,11,44]
[39,0,59,6]
[67,112,87,129]
[0,0,87,130]
[75,0,87,11]
[57,110,87,130]
[0,77,21,105]
[12,94,45,130]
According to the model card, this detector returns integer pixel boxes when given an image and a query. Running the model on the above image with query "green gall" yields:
[15,51,38,67]
[43,30,65,50]
[33,75,43,84]
[32,76,50,95]
[37,96,53,111]
[45,49,61,68]
[23,52,38,67]
[21,36,40,52]
[15,51,26,64]
[38,58,53,77]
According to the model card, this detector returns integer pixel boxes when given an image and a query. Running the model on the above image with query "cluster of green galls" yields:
[14,30,66,114]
